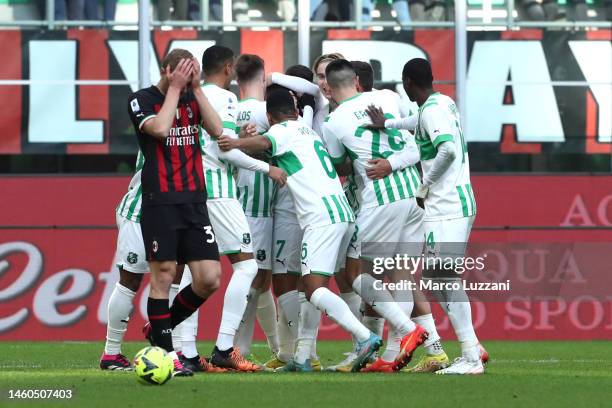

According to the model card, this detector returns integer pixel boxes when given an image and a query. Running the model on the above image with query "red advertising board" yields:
[1,176,611,341]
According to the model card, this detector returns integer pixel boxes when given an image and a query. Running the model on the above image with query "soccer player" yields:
[218,89,382,372]
[347,61,451,373]
[269,53,343,135]
[128,49,223,377]
[269,57,366,371]
[231,53,280,359]
[265,66,323,371]
[173,45,286,372]
[368,58,486,374]
[99,153,146,371]
[351,61,374,93]
[322,59,428,372]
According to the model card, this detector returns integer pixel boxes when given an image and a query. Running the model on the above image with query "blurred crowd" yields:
[28,0,612,23]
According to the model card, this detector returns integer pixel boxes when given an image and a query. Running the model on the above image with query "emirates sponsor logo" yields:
[168,124,199,138]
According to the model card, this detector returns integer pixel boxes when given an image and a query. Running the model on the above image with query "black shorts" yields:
[140,202,220,264]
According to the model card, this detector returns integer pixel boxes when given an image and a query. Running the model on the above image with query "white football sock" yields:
[380,288,412,361]
[352,274,415,336]
[277,290,299,361]
[437,286,479,359]
[294,292,321,364]
[216,259,258,351]
[234,287,259,356]
[277,290,299,341]
[276,308,294,362]
[339,291,362,352]
[257,288,280,354]
[362,316,384,338]
[169,283,181,352]
[104,283,135,355]
[412,313,444,355]
[310,287,370,343]
[176,269,200,357]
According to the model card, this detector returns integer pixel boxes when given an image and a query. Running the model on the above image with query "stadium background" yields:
[0,1,611,343]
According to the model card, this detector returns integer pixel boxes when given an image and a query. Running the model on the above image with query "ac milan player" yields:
[127,49,223,377]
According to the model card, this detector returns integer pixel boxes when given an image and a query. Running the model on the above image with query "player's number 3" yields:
[204,226,215,243]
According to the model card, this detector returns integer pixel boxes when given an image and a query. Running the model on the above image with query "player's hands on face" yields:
[365,158,392,180]
[239,123,258,138]
[190,57,202,90]
[268,166,288,186]
[365,104,386,129]
[167,58,194,90]
[217,135,238,151]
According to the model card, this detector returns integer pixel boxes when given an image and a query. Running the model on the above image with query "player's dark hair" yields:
[235,54,265,83]
[161,48,194,71]
[266,88,297,119]
[325,59,357,89]
[265,83,290,99]
[402,58,433,88]
[202,45,235,76]
[351,60,374,92]
[285,64,314,82]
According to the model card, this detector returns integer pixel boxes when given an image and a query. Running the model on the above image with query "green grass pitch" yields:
[1,340,611,407]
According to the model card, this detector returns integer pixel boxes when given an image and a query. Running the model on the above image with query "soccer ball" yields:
[134,346,173,385]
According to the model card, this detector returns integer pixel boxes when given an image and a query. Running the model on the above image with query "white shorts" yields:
[247,216,273,270]
[114,215,148,274]
[336,222,355,271]
[207,198,253,255]
[301,222,352,276]
[423,216,475,258]
[348,198,424,260]
[271,215,303,276]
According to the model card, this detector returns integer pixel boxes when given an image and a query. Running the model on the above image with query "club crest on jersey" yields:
[130,98,140,113]
[152,240,159,253]
[242,233,251,244]
[127,252,138,264]
[256,250,266,262]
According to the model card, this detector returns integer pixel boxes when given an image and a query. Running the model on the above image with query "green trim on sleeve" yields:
[222,121,236,130]
[264,133,277,156]
[432,134,454,148]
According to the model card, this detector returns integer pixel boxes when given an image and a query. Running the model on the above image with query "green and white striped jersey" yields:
[235,98,274,217]
[415,92,476,220]
[342,173,362,216]
[116,151,145,222]
[199,83,239,200]
[322,90,421,210]
[265,120,354,229]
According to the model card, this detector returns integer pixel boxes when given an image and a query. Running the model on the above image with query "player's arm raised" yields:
[267,72,320,96]
[191,58,223,138]
[141,59,193,139]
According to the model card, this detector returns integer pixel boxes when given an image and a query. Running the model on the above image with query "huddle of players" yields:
[100,45,488,376]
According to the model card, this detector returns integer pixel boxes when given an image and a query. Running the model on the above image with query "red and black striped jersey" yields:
[128,86,206,206]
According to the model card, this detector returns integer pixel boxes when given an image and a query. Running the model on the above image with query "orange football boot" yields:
[392,324,428,371]
[361,358,395,373]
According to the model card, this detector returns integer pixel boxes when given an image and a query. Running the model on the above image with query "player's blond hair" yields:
[312,52,344,74]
